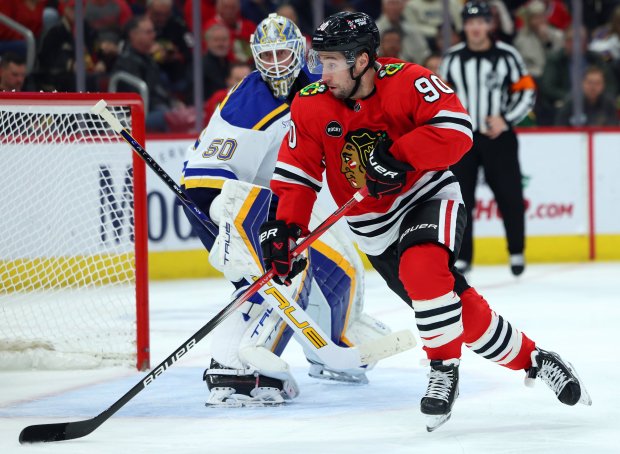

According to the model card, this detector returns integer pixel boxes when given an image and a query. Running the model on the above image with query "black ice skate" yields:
[421,359,460,432]
[525,348,592,406]
[203,359,287,407]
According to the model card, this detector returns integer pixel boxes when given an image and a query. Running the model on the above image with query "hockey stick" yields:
[18,101,413,444]
[88,100,414,369]
[18,172,365,445]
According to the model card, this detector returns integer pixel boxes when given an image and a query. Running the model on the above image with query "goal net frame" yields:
[0,92,149,371]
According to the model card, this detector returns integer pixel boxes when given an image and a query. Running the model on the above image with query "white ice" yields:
[1,263,618,454]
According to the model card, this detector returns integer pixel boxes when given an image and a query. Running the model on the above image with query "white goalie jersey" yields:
[183,71,293,191]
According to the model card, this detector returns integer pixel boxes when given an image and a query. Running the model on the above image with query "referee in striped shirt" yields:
[439,1,536,276]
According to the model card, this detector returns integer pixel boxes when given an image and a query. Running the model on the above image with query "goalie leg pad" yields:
[208,180,272,282]
[208,282,301,404]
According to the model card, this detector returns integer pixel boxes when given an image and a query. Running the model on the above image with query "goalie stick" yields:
[17,100,415,444]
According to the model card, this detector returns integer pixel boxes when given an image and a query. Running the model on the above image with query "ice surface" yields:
[1,263,618,453]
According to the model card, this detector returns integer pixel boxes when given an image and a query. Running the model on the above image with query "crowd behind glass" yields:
[1,0,618,131]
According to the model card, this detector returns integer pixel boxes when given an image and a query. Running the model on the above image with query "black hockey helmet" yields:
[311,11,380,59]
[462,1,492,22]
[308,11,380,99]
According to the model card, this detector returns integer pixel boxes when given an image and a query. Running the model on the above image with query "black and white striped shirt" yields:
[439,41,536,132]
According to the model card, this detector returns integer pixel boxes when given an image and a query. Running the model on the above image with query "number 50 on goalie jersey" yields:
[183,71,295,191]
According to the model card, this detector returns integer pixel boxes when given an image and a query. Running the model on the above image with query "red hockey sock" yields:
[400,245,463,360]
[461,287,535,370]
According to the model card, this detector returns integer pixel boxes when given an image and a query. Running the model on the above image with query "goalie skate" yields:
[206,386,285,407]
[204,359,290,408]
[420,359,460,432]
[525,348,592,406]
[307,361,369,385]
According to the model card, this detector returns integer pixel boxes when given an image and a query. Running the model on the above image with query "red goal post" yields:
[0,92,149,370]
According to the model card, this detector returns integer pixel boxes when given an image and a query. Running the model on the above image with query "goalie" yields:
[181,14,390,406]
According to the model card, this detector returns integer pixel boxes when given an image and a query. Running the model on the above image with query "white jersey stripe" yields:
[438,199,448,245]
[449,201,460,250]
[275,161,323,188]
[429,122,473,140]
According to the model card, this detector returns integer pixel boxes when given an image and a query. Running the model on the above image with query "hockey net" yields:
[0,93,149,370]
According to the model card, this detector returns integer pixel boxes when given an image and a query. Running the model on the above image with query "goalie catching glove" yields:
[365,132,414,198]
[259,220,308,286]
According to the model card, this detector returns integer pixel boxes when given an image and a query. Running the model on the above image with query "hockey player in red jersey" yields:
[258,11,591,431]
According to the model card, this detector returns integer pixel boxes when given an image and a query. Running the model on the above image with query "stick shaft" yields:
[19,102,366,443]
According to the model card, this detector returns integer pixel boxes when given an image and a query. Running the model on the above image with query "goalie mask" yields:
[250,13,306,100]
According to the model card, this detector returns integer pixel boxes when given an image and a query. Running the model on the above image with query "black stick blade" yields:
[19,419,97,444]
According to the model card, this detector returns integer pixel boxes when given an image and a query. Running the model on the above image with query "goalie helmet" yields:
[308,11,380,75]
[250,13,306,100]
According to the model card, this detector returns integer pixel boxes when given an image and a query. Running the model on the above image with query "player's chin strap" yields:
[345,58,380,100]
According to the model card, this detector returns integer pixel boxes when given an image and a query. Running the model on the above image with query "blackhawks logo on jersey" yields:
[299,81,328,97]
[340,128,385,189]
[378,63,405,79]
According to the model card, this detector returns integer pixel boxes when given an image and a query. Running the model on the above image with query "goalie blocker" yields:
[189,179,397,406]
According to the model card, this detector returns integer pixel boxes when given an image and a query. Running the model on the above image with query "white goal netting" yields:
[0,98,147,370]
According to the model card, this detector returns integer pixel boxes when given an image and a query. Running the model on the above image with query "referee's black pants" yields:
[450,130,525,265]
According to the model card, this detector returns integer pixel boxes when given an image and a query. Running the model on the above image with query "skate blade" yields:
[308,370,369,385]
[206,399,285,408]
[426,412,451,432]
[567,362,592,406]
[205,393,286,408]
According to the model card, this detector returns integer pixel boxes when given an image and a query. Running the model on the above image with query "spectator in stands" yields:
[146,0,193,100]
[542,0,571,30]
[538,26,618,125]
[113,15,195,132]
[85,0,134,75]
[86,0,133,44]
[556,66,619,126]
[514,0,564,79]
[376,0,430,64]
[240,0,279,25]
[37,0,105,92]
[275,4,311,49]
[203,0,256,63]
[404,0,463,49]
[0,0,48,56]
[350,0,382,19]
[203,61,251,123]
[275,4,302,25]
[422,53,442,74]
[379,28,403,59]
[0,52,27,91]
[488,0,515,43]
[584,0,620,33]
[202,22,232,100]
[434,21,461,54]
[589,5,620,74]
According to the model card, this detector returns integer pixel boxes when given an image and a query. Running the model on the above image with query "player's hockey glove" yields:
[259,220,308,286]
[365,133,414,198]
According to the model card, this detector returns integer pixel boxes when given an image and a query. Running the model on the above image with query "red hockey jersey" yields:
[272,58,473,255]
